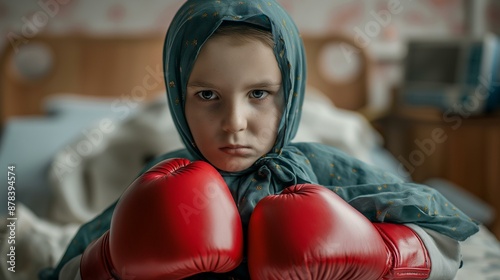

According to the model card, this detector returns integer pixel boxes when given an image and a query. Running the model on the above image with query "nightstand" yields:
[375,106,500,239]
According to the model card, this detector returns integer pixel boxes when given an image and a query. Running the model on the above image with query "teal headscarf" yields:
[40,1,479,279]
[163,0,305,160]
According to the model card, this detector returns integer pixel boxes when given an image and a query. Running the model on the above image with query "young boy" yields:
[40,0,479,279]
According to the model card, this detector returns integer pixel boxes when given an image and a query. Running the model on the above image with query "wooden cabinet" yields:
[376,108,500,239]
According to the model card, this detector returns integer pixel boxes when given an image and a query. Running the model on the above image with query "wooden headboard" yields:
[0,33,371,125]
[0,34,166,125]
[302,33,370,111]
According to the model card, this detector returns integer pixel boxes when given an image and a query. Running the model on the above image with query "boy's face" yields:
[185,35,283,172]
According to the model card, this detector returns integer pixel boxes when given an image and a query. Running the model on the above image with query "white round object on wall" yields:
[11,42,54,82]
[319,42,362,84]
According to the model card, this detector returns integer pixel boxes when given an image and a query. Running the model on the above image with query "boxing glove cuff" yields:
[373,223,431,279]
[80,231,116,280]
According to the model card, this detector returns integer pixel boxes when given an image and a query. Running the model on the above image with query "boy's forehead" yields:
[189,34,282,84]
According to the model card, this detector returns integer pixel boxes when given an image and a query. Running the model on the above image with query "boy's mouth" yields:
[220,145,251,156]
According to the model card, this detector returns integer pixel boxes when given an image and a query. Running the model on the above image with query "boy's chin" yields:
[212,159,254,173]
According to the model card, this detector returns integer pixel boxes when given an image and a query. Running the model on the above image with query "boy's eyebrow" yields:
[187,81,217,88]
[187,80,281,88]
[249,81,282,88]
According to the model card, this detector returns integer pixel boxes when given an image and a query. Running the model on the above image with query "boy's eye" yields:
[250,90,269,99]
[197,90,217,100]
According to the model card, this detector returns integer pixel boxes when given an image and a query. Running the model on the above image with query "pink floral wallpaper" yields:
[2,0,498,47]
[2,0,499,56]
[1,0,498,109]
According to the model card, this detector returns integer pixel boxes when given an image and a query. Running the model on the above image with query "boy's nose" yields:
[221,105,247,133]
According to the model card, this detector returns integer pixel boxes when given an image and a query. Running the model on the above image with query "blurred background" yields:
[1,0,500,233]
[1,0,499,110]
[1,0,500,229]
[1,1,500,279]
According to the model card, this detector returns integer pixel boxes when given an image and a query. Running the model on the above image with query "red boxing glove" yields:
[248,184,431,280]
[80,158,243,280]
